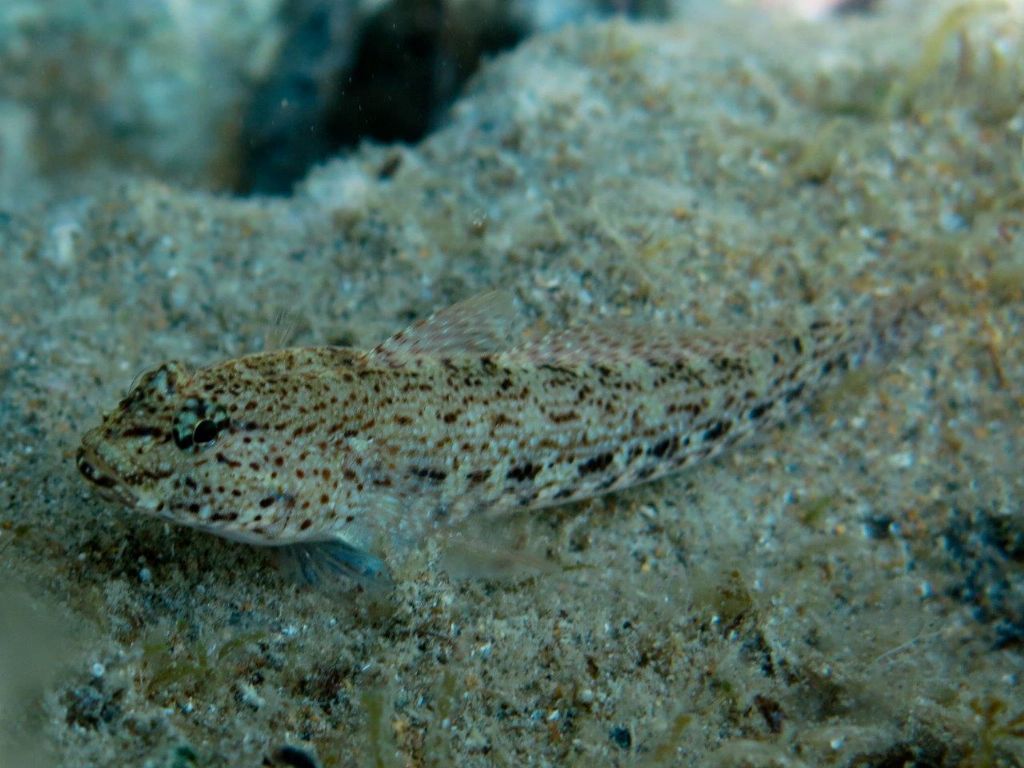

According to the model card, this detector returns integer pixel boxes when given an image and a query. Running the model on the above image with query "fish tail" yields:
[863,284,938,363]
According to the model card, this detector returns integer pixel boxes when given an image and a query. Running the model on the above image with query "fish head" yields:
[76,360,285,543]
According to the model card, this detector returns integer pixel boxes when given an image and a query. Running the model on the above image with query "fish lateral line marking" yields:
[76,289,930,583]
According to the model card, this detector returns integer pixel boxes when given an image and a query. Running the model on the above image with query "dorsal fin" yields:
[506,319,704,367]
[263,307,301,351]
[369,291,524,365]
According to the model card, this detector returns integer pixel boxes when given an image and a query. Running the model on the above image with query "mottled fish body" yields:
[77,291,924,580]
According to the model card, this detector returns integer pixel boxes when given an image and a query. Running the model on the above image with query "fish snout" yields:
[76,446,118,490]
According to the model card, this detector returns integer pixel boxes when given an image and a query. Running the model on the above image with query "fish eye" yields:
[173,399,229,450]
[192,419,219,445]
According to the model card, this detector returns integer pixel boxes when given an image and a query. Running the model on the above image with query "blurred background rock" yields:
[0,0,890,204]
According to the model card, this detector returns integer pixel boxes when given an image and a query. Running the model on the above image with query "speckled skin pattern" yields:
[77,292,923,565]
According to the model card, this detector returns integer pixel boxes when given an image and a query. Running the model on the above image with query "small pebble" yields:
[609,725,632,750]
[638,504,658,520]
[238,682,265,709]
[463,727,488,751]
[888,451,915,469]
[90,662,105,678]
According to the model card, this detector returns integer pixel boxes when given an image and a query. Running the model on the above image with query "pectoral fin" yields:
[275,539,392,590]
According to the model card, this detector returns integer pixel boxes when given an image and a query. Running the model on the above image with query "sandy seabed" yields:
[1,2,1022,766]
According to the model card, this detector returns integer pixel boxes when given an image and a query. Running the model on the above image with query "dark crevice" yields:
[237,0,528,195]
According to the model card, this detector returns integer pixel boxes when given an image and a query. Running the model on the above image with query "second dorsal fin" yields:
[369,291,524,365]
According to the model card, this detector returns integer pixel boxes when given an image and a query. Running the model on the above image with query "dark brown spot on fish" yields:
[412,467,447,482]
[550,411,579,424]
[507,462,540,482]
[783,382,806,403]
[578,452,613,475]
[679,402,703,417]
[539,363,578,378]
[650,435,679,458]
[215,450,240,468]
[467,469,491,484]
[703,421,730,441]
[259,496,275,508]
[121,425,164,439]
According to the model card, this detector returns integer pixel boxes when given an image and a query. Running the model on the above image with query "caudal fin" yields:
[864,284,939,364]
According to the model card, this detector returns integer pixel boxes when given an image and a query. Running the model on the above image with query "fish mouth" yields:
[76,445,139,507]
[76,447,119,490]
